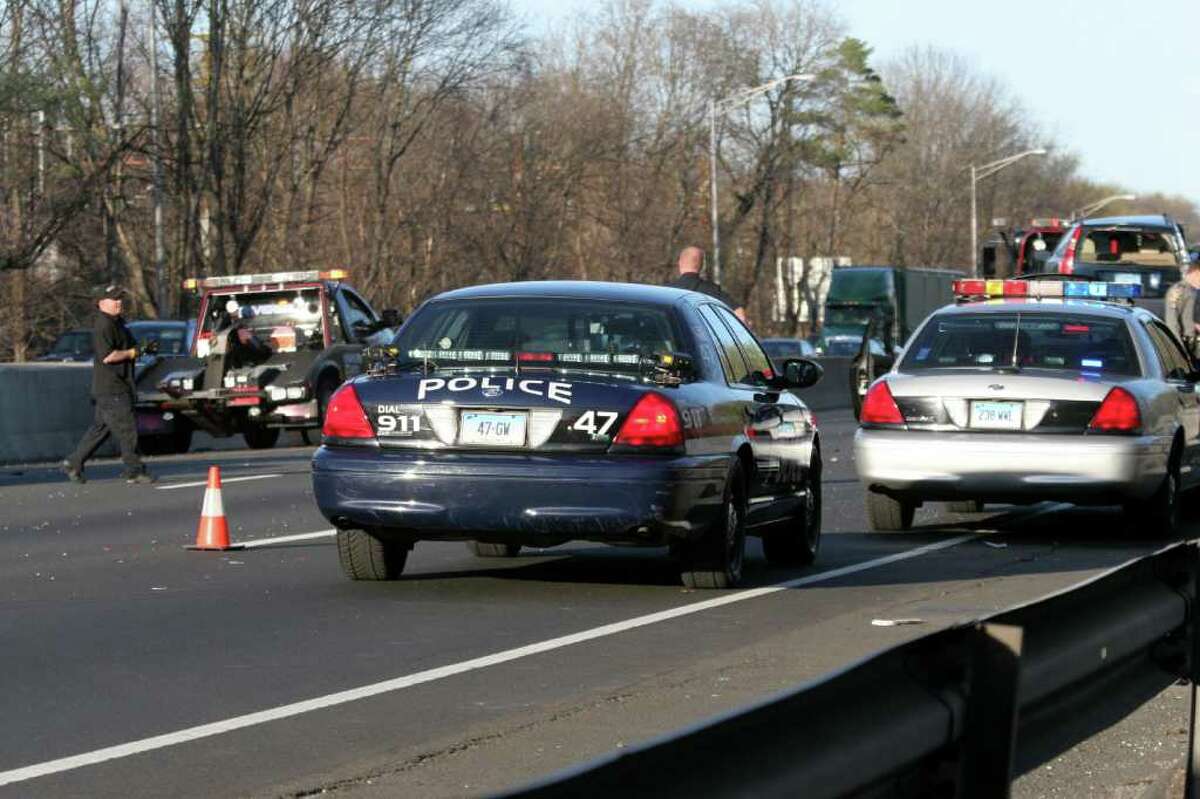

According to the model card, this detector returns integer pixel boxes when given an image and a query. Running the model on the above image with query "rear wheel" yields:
[242,425,280,450]
[171,423,194,454]
[137,435,168,456]
[467,541,521,557]
[762,449,822,567]
[336,528,408,580]
[866,491,915,532]
[680,460,747,589]
[1125,463,1180,539]
[948,500,984,514]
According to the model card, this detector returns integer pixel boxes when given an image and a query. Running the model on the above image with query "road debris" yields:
[871,618,925,627]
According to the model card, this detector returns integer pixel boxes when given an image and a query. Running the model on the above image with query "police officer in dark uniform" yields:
[667,246,748,324]
[61,285,157,484]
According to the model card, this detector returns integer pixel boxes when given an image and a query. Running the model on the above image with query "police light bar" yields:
[183,269,348,291]
[1028,217,1065,228]
[953,279,1142,300]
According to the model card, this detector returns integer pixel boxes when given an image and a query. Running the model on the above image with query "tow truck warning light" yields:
[183,269,348,290]
[953,279,1141,300]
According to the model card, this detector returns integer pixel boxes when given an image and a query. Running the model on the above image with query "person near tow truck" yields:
[62,285,158,484]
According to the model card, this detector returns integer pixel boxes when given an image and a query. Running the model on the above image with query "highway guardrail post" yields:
[1185,544,1200,799]
[958,623,1023,798]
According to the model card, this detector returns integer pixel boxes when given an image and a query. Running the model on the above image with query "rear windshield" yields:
[397,299,684,366]
[1054,225,1184,270]
[901,312,1140,376]
[201,288,325,339]
[50,331,92,354]
[762,340,806,359]
[131,324,189,355]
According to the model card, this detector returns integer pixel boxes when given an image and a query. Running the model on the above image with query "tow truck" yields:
[137,270,399,450]
[979,217,1070,278]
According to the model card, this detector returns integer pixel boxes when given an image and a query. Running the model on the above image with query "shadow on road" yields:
[301,501,1186,592]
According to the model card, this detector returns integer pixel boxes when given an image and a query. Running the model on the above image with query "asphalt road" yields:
[0,409,1190,798]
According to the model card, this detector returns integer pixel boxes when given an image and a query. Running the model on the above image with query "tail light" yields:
[614,392,683,448]
[860,381,904,426]
[1058,227,1083,274]
[1088,387,1141,433]
[322,384,375,440]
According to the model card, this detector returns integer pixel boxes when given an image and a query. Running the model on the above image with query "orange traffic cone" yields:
[186,466,244,551]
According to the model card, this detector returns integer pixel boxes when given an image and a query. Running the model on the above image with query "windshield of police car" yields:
[900,312,1141,376]
[395,299,684,367]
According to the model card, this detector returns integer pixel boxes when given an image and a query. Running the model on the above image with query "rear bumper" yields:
[311,446,730,547]
[156,391,319,431]
[854,429,1168,504]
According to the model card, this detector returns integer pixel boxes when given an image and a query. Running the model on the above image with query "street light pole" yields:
[969,164,977,279]
[1073,193,1136,221]
[969,147,1048,276]
[709,74,814,287]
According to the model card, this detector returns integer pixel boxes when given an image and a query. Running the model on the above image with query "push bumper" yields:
[854,429,1169,504]
[311,446,730,547]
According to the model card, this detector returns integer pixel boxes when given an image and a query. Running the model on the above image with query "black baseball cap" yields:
[94,284,129,302]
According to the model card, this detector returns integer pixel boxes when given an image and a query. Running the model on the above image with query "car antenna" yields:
[1010,312,1021,370]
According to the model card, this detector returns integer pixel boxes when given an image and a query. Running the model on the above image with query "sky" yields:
[512,0,1200,207]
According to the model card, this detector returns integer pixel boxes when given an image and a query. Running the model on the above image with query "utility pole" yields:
[35,110,45,197]
[149,0,166,315]
[708,99,720,286]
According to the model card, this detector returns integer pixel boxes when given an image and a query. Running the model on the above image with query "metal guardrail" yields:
[500,542,1200,798]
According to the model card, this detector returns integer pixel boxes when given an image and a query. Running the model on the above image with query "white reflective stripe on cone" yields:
[200,488,224,518]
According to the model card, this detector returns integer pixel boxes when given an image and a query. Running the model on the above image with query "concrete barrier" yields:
[0,364,117,466]
[0,357,857,466]
[795,356,853,412]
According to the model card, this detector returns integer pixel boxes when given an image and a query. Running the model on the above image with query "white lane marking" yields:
[236,530,335,549]
[156,474,284,491]
[0,532,981,787]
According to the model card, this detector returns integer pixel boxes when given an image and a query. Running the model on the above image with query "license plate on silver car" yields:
[969,401,1023,430]
[459,411,527,446]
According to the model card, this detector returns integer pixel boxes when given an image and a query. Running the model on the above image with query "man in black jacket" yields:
[62,285,157,484]
[667,246,748,323]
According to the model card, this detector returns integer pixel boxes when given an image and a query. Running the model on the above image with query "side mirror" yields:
[782,358,823,389]
[380,309,402,328]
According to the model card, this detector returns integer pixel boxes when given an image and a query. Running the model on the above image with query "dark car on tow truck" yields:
[144,270,399,450]
[312,281,825,589]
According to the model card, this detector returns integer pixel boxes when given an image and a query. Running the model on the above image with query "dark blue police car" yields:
[311,281,824,588]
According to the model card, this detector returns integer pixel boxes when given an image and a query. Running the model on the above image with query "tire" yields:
[948,500,984,514]
[300,428,314,446]
[866,491,915,532]
[1125,464,1180,539]
[316,377,338,426]
[680,459,747,589]
[467,541,521,557]
[137,435,168,456]
[171,424,194,454]
[242,425,280,450]
[336,528,408,580]
[762,449,822,567]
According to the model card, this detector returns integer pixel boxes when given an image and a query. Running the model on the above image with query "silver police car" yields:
[854,278,1198,536]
